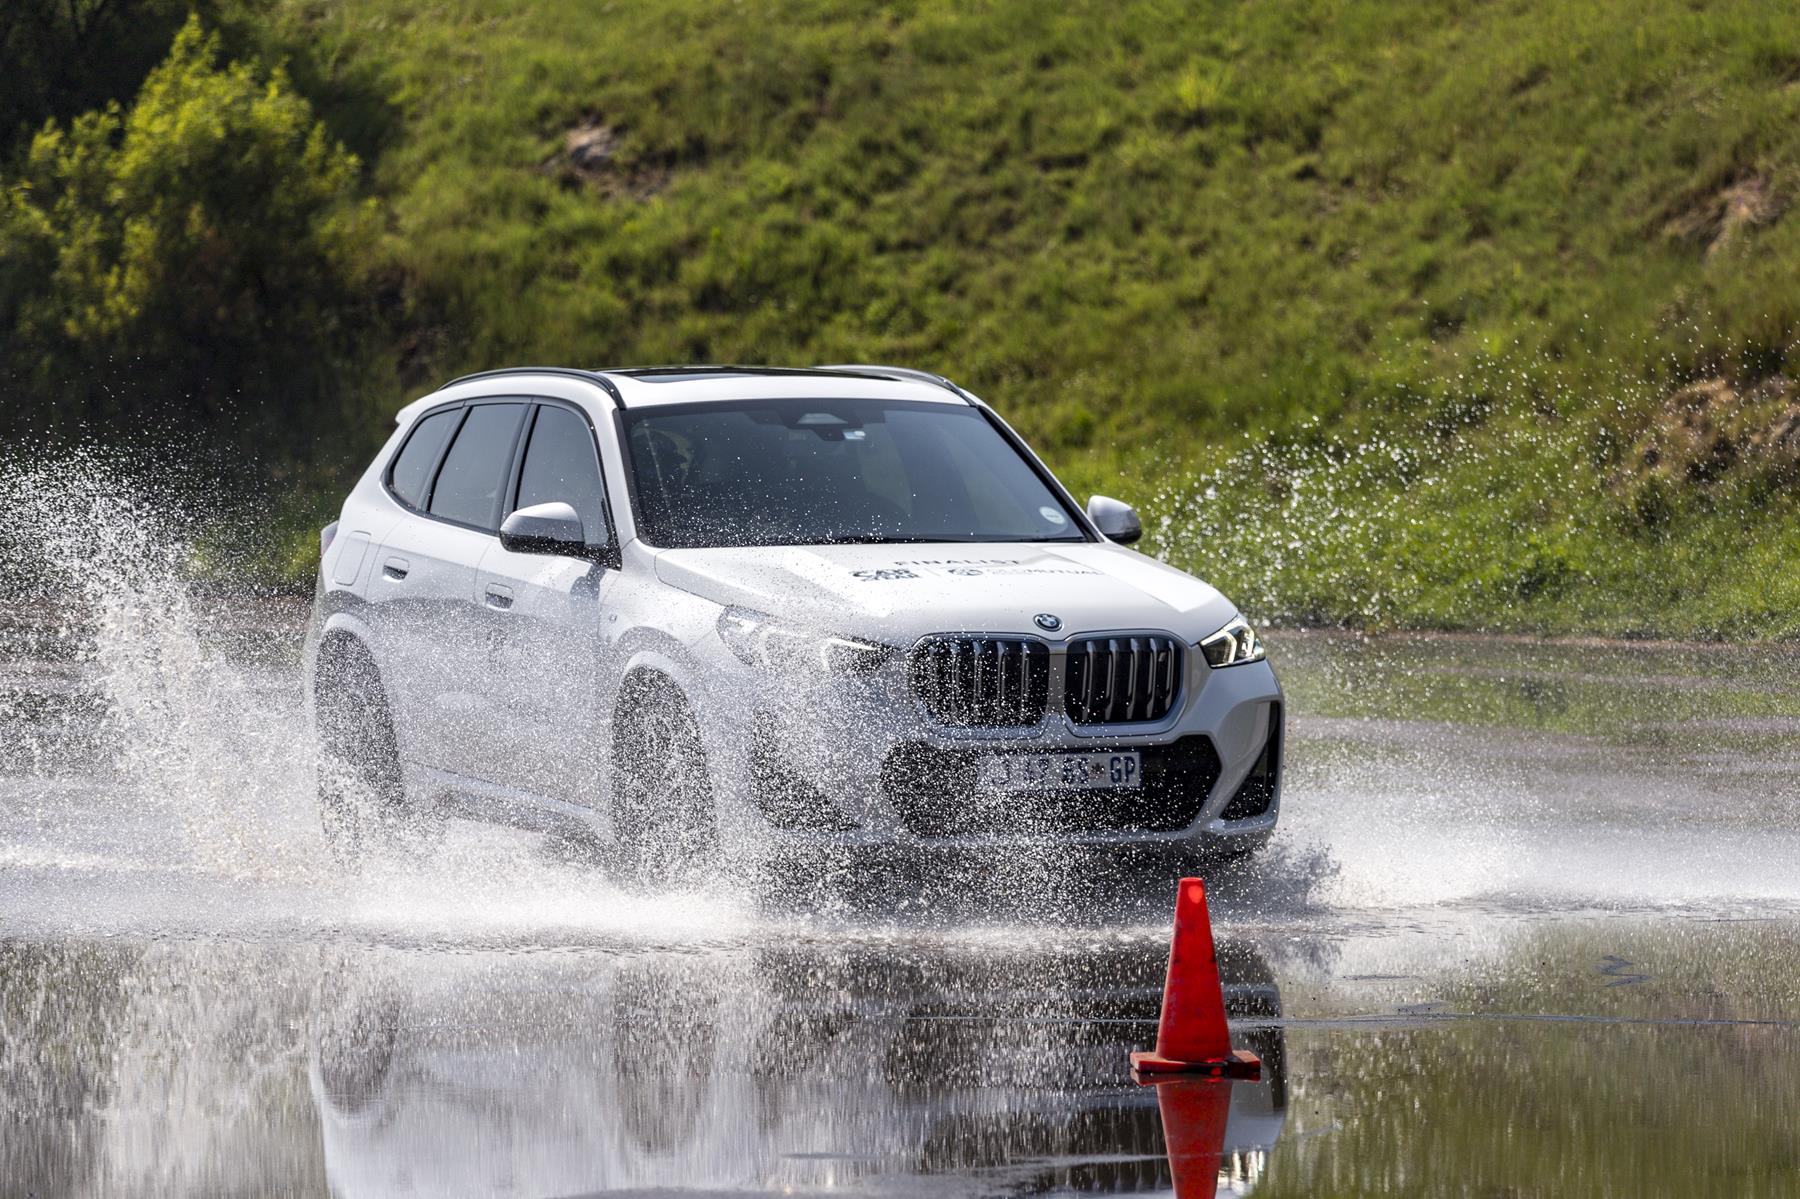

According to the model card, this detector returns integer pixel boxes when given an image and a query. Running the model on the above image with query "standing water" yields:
[3,460,1799,1196]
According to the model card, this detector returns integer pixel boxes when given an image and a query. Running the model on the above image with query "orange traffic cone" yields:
[1149,1077,1235,1199]
[1130,876,1261,1078]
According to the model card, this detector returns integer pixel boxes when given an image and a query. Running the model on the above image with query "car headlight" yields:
[1199,615,1265,668]
[717,607,892,676]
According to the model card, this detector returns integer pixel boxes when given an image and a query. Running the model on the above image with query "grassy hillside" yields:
[271,0,1800,435]
[21,0,1800,634]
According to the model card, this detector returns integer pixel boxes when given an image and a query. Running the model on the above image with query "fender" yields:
[310,609,387,681]
[308,609,408,745]
[611,629,708,720]
[609,621,754,768]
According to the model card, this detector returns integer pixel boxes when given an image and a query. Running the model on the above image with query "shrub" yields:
[0,16,381,462]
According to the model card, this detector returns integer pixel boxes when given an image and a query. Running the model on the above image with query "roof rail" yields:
[610,364,871,379]
[436,366,623,406]
[814,363,967,399]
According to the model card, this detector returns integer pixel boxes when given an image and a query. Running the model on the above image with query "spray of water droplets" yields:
[0,450,327,879]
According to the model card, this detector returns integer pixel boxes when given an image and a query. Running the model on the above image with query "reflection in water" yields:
[1147,1078,1251,1198]
[14,915,1800,1197]
[307,937,1288,1196]
[1,933,1287,1196]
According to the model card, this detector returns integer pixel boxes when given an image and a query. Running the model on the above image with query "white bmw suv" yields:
[306,366,1282,874]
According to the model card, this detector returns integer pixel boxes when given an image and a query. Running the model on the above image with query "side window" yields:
[389,407,461,509]
[515,404,610,545]
[428,402,528,530]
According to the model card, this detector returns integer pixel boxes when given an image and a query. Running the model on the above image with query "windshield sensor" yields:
[624,399,1087,550]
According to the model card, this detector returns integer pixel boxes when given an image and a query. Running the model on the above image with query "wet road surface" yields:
[4,599,1800,1197]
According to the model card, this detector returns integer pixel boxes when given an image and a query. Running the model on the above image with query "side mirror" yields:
[500,502,588,557]
[1087,495,1143,544]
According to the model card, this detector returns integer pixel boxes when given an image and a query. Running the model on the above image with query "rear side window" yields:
[389,407,460,509]
[516,405,609,545]
[428,403,528,530]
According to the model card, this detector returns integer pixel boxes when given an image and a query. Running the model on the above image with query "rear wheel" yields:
[610,674,717,883]
[314,639,424,867]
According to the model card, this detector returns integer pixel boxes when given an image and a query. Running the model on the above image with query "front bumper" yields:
[702,651,1283,852]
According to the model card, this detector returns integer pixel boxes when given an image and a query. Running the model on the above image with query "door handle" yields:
[484,584,514,610]
[382,557,410,580]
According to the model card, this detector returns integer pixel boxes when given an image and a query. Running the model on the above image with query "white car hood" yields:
[652,542,1238,645]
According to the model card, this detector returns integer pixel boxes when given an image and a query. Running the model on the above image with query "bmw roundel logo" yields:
[1034,613,1063,632]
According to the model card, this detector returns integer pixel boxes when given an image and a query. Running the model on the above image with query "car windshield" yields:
[623,398,1087,549]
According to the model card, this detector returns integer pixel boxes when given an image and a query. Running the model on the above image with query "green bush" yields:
[0,0,215,157]
[0,15,381,462]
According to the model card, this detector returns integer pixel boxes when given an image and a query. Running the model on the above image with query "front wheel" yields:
[610,674,718,884]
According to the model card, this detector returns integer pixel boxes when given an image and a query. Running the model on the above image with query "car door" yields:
[470,400,621,802]
[363,403,462,770]
[370,399,529,782]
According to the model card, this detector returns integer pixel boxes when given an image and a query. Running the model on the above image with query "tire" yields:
[313,639,420,868]
[609,674,717,884]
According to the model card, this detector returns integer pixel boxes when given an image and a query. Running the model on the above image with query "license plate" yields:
[976,751,1142,792]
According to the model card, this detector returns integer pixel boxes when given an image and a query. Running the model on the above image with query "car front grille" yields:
[882,735,1223,837]
[1063,636,1183,725]
[910,636,1050,728]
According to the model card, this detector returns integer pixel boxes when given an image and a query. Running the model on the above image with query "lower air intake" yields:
[1221,703,1282,821]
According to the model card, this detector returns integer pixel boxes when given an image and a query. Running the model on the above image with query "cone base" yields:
[1130,1048,1261,1081]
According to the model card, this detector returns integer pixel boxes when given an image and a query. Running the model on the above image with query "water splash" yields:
[0,451,321,880]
